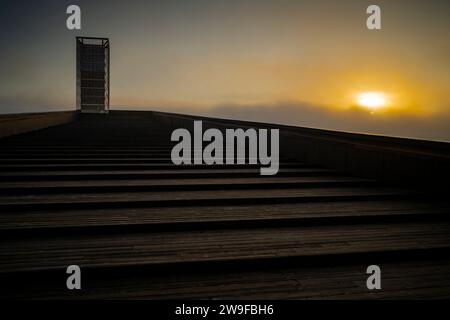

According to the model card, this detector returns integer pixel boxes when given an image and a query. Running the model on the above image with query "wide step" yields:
[1,221,450,273]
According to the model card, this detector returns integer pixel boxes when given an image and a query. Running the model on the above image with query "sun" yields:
[356,92,389,112]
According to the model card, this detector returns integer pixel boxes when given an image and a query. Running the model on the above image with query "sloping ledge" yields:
[0,111,78,139]
[132,110,450,188]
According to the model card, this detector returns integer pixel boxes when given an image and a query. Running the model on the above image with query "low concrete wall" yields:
[144,110,450,189]
[0,111,78,139]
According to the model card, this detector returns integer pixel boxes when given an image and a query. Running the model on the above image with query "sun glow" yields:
[357,92,389,111]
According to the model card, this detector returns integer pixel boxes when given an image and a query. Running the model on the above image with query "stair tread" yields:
[1,221,450,273]
[0,176,371,189]
[0,187,413,206]
[0,200,447,231]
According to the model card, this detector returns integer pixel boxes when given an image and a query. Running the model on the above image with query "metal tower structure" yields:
[76,37,110,113]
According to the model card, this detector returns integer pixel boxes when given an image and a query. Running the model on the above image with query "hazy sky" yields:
[0,0,449,141]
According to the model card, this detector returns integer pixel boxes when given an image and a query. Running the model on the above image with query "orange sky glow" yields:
[0,0,449,140]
